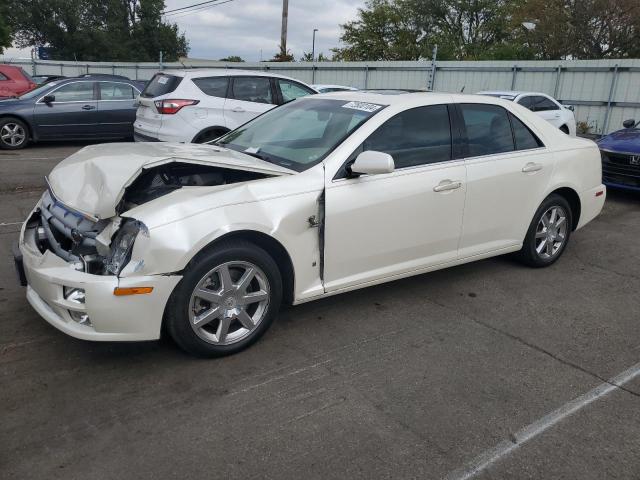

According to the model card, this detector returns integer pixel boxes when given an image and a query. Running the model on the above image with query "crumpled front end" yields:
[18,190,181,341]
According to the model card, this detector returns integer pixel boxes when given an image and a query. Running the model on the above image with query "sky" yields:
[1,0,365,62]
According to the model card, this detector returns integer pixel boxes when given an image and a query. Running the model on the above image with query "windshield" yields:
[217,98,385,171]
[17,82,60,100]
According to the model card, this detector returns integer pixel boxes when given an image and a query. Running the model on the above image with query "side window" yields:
[278,79,314,103]
[362,105,452,169]
[0,72,8,81]
[51,82,95,102]
[531,96,559,112]
[509,113,543,150]
[231,77,273,104]
[459,104,514,157]
[517,96,533,110]
[99,82,135,100]
[192,76,229,98]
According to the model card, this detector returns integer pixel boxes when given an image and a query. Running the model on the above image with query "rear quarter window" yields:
[192,76,229,98]
[141,74,182,98]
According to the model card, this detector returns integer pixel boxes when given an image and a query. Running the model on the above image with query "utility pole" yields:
[312,28,318,62]
[280,0,289,58]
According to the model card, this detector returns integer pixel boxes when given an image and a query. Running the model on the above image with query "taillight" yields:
[154,99,199,114]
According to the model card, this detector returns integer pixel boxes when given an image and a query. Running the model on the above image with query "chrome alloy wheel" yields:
[0,123,26,147]
[535,206,568,260]
[188,261,270,345]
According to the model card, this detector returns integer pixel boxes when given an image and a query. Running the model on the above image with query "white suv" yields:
[134,69,317,143]
[478,91,576,136]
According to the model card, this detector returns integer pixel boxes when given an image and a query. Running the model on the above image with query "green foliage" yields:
[299,51,331,62]
[0,2,11,54]
[6,0,189,61]
[219,56,244,62]
[334,0,640,61]
[271,45,294,62]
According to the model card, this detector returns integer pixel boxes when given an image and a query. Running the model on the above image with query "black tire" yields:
[193,128,228,144]
[517,194,573,268]
[559,125,570,135]
[0,117,29,150]
[166,240,282,357]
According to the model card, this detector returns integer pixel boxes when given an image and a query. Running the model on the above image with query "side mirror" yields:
[42,95,55,104]
[565,104,575,112]
[350,150,395,176]
[623,119,636,129]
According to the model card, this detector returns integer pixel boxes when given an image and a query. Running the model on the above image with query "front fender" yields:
[121,189,325,302]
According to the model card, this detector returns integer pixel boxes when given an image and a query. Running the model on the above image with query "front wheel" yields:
[166,241,282,357]
[517,194,573,267]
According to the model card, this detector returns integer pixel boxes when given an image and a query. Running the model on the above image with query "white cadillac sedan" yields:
[15,92,605,357]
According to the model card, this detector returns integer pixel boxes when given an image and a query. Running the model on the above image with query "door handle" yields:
[433,180,462,192]
[231,106,245,113]
[82,104,96,110]
[522,162,543,173]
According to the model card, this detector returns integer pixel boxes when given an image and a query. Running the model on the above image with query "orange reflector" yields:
[595,190,604,197]
[113,287,154,296]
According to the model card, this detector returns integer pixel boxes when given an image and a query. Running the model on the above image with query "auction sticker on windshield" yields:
[342,101,383,113]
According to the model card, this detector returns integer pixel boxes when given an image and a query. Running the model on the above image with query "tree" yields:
[219,56,244,62]
[6,0,188,61]
[333,0,640,61]
[0,2,11,54]
[332,0,428,61]
[271,45,294,62]
[514,0,640,59]
[299,51,330,61]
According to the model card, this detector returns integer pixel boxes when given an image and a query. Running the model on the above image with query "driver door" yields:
[323,104,467,293]
[33,81,98,139]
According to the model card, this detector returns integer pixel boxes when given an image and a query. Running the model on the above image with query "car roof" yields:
[160,68,303,83]
[478,90,553,98]
[312,84,358,90]
[308,90,521,108]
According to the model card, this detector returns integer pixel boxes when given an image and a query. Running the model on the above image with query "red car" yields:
[0,65,37,98]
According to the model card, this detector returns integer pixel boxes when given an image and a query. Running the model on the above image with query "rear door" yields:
[33,81,98,139]
[135,73,183,139]
[96,81,140,137]
[224,76,276,128]
[456,103,554,257]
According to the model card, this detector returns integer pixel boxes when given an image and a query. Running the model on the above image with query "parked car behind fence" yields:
[0,65,37,99]
[134,69,317,144]
[0,75,142,149]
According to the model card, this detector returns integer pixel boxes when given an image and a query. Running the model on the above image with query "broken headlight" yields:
[106,220,143,275]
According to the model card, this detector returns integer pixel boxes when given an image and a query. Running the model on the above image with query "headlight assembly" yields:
[106,220,146,275]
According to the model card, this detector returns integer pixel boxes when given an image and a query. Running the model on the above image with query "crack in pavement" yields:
[424,295,640,399]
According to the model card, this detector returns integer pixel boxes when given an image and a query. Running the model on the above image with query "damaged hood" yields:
[47,142,295,219]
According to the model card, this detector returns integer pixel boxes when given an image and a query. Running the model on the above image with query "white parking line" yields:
[445,361,640,480]
[0,221,24,226]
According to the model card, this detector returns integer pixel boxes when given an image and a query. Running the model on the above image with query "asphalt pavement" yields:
[1,142,640,479]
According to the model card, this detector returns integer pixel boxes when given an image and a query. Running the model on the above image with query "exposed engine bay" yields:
[26,163,273,276]
[118,162,270,213]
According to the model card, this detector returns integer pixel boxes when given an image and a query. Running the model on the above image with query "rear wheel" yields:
[166,241,282,357]
[517,194,572,267]
[193,128,228,144]
[0,118,29,149]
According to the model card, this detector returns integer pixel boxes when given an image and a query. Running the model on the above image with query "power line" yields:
[164,0,236,18]
[162,0,235,15]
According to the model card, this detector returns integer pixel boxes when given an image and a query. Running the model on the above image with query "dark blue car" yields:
[598,119,640,191]
[0,75,143,149]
